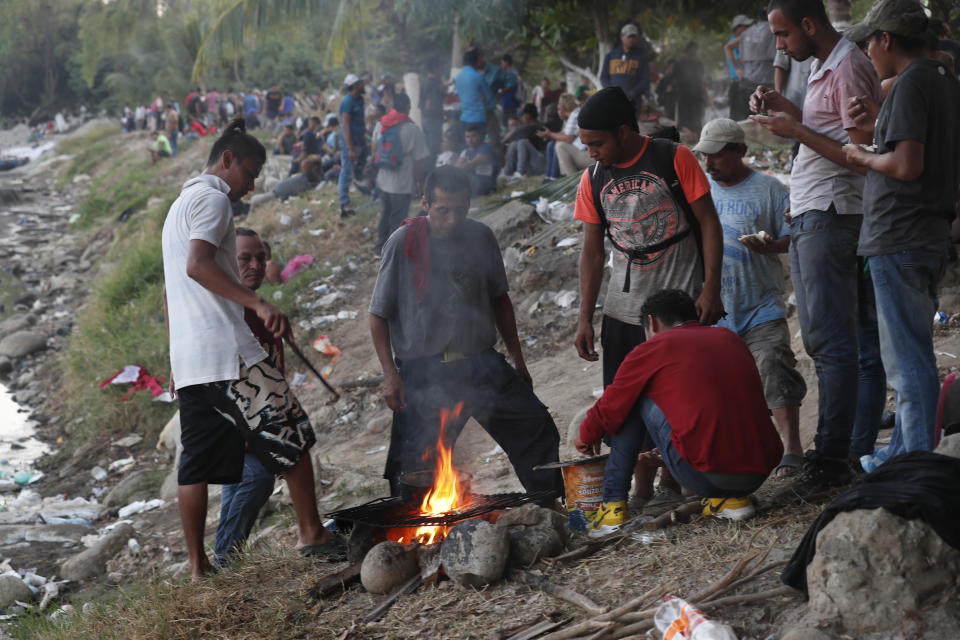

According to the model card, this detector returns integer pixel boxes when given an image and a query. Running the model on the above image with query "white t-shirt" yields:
[373,120,430,195]
[563,107,587,151]
[161,174,267,389]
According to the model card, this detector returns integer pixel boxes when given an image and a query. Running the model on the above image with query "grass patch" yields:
[55,124,118,156]
[57,203,175,449]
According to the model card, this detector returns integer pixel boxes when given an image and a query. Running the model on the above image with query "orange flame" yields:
[393,402,471,545]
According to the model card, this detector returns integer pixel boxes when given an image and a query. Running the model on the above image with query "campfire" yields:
[387,402,473,545]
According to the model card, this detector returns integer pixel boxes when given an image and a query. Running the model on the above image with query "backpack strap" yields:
[588,138,701,293]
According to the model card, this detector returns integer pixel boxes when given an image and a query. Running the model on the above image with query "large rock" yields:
[0,314,35,338]
[496,503,568,542]
[806,509,960,634]
[441,519,509,588]
[0,331,47,359]
[360,541,419,594]
[506,525,564,567]
[60,523,136,582]
[0,575,33,606]
[104,469,156,508]
[480,201,537,241]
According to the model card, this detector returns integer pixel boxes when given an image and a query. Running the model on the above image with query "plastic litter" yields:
[312,283,330,295]
[279,214,292,226]
[290,372,308,387]
[118,498,165,518]
[127,538,141,554]
[90,466,107,482]
[39,496,102,523]
[108,457,135,473]
[308,228,326,236]
[336,310,358,320]
[272,290,283,301]
[556,237,579,248]
[99,365,166,402]
[317,291,345,307]
[935,311,948,325]
[547,201,573,222]
[13,470,43,486]
[554,290,577,308]
[365,446,386,455]
[653,595,737,639]
[503,247,524,272]
[111,434,143,448]
[313,335,342,364]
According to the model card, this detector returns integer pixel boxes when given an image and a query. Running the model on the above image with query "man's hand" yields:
[841,143,871,171]
[254,298,289,339]
[575,320,599,361]
[749,86,788,114]
[735,67,744,80]
[348,147,358,163]
[695,288,725,325]
[574,437,599,456]
[536,128,553,142]
[514,357,534,389]
[383,370,406,412]
[741,236,778,254]
[750,110,801,140]
[847,95,880,134]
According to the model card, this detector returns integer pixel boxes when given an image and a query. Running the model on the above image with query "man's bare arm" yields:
[575,221,605,361]
[369,313,405,411]
[493,294,532,388]
[689,194,725,325]
[842,139,924,182]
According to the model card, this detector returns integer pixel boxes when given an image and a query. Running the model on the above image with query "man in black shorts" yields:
[162,120,338,580]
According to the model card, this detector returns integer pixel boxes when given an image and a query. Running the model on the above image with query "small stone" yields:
[104,469,155,508]
[0,575,33,606]
[441,519,509,588]
[360,541,419,595]
[0,357,11,377]
[0,331,47,359]
[365,412,392,435]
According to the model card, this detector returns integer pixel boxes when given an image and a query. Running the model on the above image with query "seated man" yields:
[275,124,297,155]
[150,131,172,164]
[370,166,562,499]
[502,103,547,178]
[213,227,281,565]
[456,123,497,195]
[576,289,783,536]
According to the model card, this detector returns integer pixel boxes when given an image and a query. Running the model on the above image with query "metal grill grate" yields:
[326,491,552,528]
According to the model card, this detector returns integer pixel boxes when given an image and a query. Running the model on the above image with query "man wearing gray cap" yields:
[842,0,960,468]
[725,9,777,120]
[600,23,652,111]
[338,73,367,219]
[695,118,806,476]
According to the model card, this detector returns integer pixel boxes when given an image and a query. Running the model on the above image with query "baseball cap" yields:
[323,113,337,126]
[620,24,640,37]
[692,118,746,154]
[343,73,361,88]
[845,0,929,44]
[732,14,754,29]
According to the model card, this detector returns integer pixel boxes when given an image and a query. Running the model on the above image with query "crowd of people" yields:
[159,0,960,577]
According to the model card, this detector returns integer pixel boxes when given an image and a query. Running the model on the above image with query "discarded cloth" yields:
[781,451,960,597]
[280,254,314,282]
[99,365,165,402]
[402,216,431,303]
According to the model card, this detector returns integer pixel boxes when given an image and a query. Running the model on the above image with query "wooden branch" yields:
[698,585,797,609]
[640,500,702,531]
[339,376,384,389]
[504,617,573,640]
[508,569,606,616]
[308,563,362,599]
[538,582,668,640]
[535,34,601,88]
[363,574,421,623]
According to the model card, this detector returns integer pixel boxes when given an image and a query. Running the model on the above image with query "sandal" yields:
[774,453,803,478]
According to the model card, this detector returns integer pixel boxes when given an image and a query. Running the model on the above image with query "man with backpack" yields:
[573,86,724,520]
[372,93,429,255]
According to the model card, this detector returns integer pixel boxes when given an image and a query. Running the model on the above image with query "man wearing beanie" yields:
[573,86,724,531]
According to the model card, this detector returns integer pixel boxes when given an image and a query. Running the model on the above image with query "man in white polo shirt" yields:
[162,120,338,580]
[749,0,882,500]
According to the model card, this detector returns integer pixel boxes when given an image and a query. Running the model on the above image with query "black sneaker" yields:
[339,206,356,219]
[773,450,853,503]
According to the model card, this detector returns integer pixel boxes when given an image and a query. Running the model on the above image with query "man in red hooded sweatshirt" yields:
[372,92,429,255]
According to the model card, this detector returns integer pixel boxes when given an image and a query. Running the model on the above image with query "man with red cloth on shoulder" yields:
[576,289,783,536]
[369,165,562,500]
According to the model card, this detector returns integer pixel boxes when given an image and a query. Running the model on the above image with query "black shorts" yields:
[177,357,316,486]
[600,314,647,388]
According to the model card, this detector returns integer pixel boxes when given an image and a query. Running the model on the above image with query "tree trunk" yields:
[826,0,852,26]
[590,0,612,82]
[450,11,462,78]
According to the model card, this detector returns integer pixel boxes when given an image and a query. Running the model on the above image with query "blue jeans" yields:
[545,140,560,179]
[603,397,764,501]
[169,130,178,155]
[851,262,887,457]
[337,146,366,207]
[789,210,861,459]
[870,248,947,457]
[213,453,275,565]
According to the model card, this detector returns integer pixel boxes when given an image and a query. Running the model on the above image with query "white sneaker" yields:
[511,171,524,180]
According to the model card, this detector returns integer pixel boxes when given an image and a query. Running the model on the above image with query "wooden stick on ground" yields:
[508,569,606,616]
[308,563,362,599]
[504,617,573,640]
[538,582,670,640]
[363,574,422,623]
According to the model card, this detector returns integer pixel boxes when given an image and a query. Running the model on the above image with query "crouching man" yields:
[576,289,783,536]
[369,165,563,499]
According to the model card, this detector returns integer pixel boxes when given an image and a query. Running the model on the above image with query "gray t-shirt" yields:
[859,59,960,256]
[374,121,430,195]
[739,21,777,86]
[368,218,509,360]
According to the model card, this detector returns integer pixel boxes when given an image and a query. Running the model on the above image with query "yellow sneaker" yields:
[587,500,630,538]
[701,496,755,521]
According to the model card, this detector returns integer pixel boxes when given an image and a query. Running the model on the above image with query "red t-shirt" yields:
[244,309,285,375]
[580,323,782,475]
